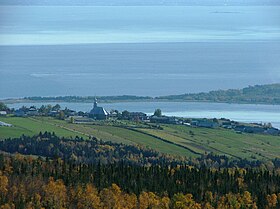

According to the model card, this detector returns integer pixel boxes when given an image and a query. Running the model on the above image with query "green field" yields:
[0,117,85,139]
[1,116,280,160]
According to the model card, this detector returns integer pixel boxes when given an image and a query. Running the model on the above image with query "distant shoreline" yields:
[2,83,280,106]
[2,98,280,106]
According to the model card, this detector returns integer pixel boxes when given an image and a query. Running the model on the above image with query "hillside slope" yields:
[1,116,280,160]
[5,83,280,105]
[157,83,280,104]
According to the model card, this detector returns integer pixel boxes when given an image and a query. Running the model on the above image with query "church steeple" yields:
[94,97,98,108]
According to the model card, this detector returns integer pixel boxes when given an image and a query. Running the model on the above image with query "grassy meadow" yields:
[1,116,280,160]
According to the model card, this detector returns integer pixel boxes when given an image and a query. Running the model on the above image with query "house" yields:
[129,112,148,121]
[244,126,265,134]
[14,109,26,117]
[191,120,219,128]
[0,121,12,127]
[26,107,39,116]
[265,128,280,135]
[66,109,76,117]
[89,98,109,120]
[150,116,179,124]
[150,116,170,124]
[234,125,265,134]
[48,110,60,117]
[0,111,7,116]
[110,111,119,118]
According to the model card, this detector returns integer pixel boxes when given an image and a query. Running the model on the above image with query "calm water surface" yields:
[8,102,280,128]
[0,6,280,97]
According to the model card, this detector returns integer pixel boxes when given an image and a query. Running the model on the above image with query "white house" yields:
[0,121,12,127]
[0,111,7,116]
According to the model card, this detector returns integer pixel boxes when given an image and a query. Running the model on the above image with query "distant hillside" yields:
[2,83,280,105]
[21,95,153,103]
[1,0,280,6]
[156,83,280,104]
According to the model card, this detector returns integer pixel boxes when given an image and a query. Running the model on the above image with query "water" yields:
[7,102,280,129]
[0,6,280,98]
[1,6,280,44]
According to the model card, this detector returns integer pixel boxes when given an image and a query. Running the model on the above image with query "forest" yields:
[156,84,280,104]
[0,133,280,208]
[3,83,280,105]
[1,132,279,168]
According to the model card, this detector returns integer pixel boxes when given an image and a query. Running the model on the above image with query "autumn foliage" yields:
[0,133,280,209]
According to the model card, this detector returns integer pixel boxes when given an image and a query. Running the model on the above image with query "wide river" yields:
[2,6,280,128]
[8,102,280,129]
[1,6,280,98]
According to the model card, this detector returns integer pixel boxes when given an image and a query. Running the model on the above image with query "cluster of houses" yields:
[63,100,280,136]
[217,118,280,135]
[1,99,280,136]
[12,106,76,117]
[234,124,280,135]
[14,106,40,117]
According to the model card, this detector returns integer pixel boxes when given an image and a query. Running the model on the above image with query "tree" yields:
[100,184,122,209]
[121,193,137,209]
[172,193,201,209]
[154,109,162,117]
[70,117,74,124]
[26,194,42,209]
[241,191,253,208]
[58,111,65,120]
[0,172,8,204]
[0,102,8,111]
[267,194,277,208]
[77,184,101,209]
[0,204,15,209]
[139,192,149,209]
[159,196,170,209]
[122,110,130,119]
[42,177,67,209]
[52,104,61,111]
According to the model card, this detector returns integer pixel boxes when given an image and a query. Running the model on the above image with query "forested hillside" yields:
[6,83,280,105]
[2,132,279,168]
[0,141,280,208]
[157,84,280,104]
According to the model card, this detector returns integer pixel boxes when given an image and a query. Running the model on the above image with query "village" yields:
[0,99,280,136]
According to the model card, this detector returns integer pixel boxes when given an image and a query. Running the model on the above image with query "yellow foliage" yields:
[0,204,15,209]
[266,194,277,209]
[204,202,214,209]
[77,184,101,209]
[0,174,8,195]
[139,192,149,209]
[172,193,201,209]
[159,196,170,209]
[100,184,122,209]
[42,177,67,209]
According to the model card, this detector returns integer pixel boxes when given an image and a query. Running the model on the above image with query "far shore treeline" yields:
[3,83,280,105]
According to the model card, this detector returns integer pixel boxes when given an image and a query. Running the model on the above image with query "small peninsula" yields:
[3,83,280,105]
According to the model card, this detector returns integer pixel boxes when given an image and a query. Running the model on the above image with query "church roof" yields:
[89,98,109,117]
[90,106,109,116]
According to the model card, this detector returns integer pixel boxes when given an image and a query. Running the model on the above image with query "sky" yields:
[0,0,280,6]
